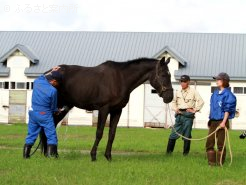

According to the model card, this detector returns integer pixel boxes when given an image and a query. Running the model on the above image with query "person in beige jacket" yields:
[166,75,204,156]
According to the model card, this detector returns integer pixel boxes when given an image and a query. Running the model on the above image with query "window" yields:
[244,87,246,94]
[151,89,157,94]
[211,86,218,93]
[234,87,243,94]
[0,82,3,89]
[26,82,30,90]
[31,82,34,89]
[16,82,25,89]
[4,82,9,89]
[10,82,16,89]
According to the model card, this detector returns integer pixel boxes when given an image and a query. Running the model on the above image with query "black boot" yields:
[166,139,176,154]
[23,144,32,159]
[183,140,191,156]
[46,145,58,158]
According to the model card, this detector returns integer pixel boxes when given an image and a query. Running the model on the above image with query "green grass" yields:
[0,124,246,185]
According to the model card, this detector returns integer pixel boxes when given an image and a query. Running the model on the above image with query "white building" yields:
[0,32,245,129]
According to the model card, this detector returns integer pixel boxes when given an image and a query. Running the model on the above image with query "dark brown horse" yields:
[40,57,173,161]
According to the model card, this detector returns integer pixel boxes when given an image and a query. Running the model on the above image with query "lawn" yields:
[0,124,246,185]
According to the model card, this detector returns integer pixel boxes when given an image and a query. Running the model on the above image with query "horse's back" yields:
[59,63,126,109]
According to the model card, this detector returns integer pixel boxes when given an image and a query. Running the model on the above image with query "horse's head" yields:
[150,57,173,103]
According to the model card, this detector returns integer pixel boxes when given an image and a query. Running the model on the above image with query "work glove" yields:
[239,131,246,139]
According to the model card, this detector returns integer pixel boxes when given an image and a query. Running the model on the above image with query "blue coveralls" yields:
[25,75,58,146]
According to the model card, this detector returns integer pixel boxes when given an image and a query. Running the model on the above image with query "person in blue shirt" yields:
[206,72,236,166]
[23,70,62,159]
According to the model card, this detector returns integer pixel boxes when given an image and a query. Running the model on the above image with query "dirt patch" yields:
[216,180,244,185]
[0,134,23,139]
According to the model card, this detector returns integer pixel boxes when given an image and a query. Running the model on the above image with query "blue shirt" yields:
[31,75,58,114]
[209,88,236,120]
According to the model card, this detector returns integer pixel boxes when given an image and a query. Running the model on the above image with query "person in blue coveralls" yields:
[23,70,62,159]
[206,72,236,166]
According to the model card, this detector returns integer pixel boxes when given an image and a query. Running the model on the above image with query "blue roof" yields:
[0,31,245,80]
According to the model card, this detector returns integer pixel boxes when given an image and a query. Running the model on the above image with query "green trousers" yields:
[169,112,195,140]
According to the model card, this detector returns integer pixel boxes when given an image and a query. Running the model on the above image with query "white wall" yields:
[67,107,92,126]
[0,90,9,123]
[193,84,211,129]
[0,54,34,124]
[25,90,33,124]
[226,82,246,130]
[7,55,30,81]
[128,85,145,127]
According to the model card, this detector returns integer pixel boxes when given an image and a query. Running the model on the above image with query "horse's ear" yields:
[165,57,171,65]
[160,57,166,65]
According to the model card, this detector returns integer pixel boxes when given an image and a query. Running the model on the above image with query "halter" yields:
[154,60,173,97]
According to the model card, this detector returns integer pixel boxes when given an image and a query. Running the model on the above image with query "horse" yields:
[40,57,173,161]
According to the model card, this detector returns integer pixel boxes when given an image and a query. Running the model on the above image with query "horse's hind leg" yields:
[105,109,122,161]
[40,129,47,155]
[90,107,109,161]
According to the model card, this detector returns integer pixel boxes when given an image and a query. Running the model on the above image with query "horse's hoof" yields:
[104,154,112,161]
[90,151,97,161]
[91,155,97,162]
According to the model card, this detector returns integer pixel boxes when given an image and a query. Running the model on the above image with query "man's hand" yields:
[186,108,196,113]
[52,66,60,72]
[239,131,246,139]
[219,122,226,128]
[54,108,62,115]
[175,109,181,114]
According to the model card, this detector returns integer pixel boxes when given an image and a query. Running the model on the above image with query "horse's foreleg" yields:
[105,109,122,161]
[90,107,109,161]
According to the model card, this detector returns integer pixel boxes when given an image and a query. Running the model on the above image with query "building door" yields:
[9,90,27,123]
[144,84,166,127]
[144,84,178,128]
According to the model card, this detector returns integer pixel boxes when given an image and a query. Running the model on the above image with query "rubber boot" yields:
[207,150,216,166]
[166,139,176,154]
[46,145,59,158]
[217,149,226,166]
[23,144,32,159]
[183,140,191,156]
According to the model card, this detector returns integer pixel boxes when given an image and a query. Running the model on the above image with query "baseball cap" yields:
[180,75,190,82]
[213,72,230,81]
[46,71,63,83]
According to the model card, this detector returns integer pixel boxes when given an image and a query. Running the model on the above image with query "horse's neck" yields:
[122,61,156,93]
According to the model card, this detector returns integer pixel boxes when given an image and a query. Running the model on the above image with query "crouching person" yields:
[206,73,236,166]
[23,71,62,159]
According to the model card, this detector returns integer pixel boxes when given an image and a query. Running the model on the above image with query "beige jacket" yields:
[171,87,204,112]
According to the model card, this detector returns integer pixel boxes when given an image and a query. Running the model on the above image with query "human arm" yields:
[171,91,180,114]
[51,90,58,113]
[219,112,229,128]
[220,92,236,128]
[186,90,204,113]
[194,90,204,112]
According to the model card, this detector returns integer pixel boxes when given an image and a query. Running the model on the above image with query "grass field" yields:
[0,124,246,185]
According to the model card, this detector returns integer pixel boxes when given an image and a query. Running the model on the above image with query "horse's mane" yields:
[101,58,157,68]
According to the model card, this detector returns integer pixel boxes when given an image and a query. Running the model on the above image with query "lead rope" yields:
[166,104,232,166]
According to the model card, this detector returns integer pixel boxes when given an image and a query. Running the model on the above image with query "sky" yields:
[0,0,246,33]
